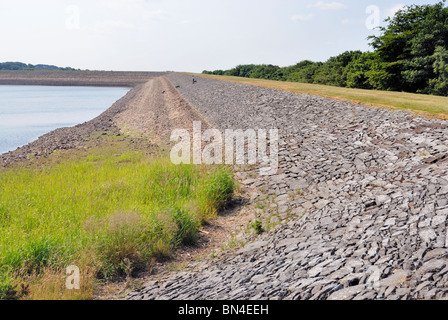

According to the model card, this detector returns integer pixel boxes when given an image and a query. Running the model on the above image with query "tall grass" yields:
[0,147,234,299]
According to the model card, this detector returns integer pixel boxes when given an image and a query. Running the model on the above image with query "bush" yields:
[198,167,235,218]
[173,207,201,246]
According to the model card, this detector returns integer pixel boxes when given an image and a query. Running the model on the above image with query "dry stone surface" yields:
[128,73,448,300]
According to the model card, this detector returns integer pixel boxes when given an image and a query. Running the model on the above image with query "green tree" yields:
[345,52,376,89]
[429,46,448,95]
[223,64,257,77]
[368,1,448,93]
[287,61,322,83]
[247,64,281,80]
[312,51,363,87]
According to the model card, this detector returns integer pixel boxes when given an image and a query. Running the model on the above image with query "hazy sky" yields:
[0,0,442,72]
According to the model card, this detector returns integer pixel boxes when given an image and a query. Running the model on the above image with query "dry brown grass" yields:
[20,265,97,300]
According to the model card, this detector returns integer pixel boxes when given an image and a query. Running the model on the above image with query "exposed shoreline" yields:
[0,71,167,166]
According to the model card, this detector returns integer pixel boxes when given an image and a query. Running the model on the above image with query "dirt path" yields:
[114,77,211,142]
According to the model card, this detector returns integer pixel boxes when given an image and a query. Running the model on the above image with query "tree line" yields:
[0,62,77,71]
[203,2,448,96]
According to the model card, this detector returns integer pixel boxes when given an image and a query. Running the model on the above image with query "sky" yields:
[0,0,443,72]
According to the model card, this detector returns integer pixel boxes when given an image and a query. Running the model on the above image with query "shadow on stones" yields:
[217,197,249,217]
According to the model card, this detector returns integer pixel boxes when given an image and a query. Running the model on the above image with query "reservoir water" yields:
[0,85,129,154]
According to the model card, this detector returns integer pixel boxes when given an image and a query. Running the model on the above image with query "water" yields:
[0,85,129,154]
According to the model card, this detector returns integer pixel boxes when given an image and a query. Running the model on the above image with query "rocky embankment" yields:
[128,73,448,300]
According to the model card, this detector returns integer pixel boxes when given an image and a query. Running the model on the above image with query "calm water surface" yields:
[0,85,129,154]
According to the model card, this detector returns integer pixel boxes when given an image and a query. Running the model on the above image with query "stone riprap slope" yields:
[127,73,448,300]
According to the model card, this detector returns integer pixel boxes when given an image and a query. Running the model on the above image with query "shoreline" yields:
[0,87,138,166]
[0,71,166,166]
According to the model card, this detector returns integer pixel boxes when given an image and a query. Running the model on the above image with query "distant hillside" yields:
[0,62,78,71]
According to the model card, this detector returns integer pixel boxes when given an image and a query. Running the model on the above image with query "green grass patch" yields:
[192,73,448,119]
[0,138,235,299]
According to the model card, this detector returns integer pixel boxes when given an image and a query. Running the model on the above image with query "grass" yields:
[250,220,264,235]
[0,134,235,300]
[192,73,448,120]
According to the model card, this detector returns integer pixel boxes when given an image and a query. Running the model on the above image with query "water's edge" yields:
[0,85,130,155]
